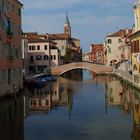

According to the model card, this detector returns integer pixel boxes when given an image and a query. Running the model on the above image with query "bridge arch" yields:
[59,67,98,76]
[50,62,113,76]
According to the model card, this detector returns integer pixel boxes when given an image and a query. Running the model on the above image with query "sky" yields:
[21,0,134,52]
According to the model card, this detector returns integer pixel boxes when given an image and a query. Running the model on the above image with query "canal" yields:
[0,69,140,140]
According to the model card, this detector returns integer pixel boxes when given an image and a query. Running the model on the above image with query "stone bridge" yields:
[50,62,113,76]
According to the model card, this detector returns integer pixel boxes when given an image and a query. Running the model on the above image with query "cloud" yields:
[22,0,134,52]
[23,13,65,33]
[22,0,84,10]
[22,0,134,10]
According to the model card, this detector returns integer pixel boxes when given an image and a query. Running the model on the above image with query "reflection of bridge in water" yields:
[49,62,113,76]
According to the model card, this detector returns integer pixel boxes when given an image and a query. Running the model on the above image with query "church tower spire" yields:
[64,12,71,37]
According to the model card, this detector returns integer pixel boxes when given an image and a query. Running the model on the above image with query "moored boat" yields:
[25,78,46,89]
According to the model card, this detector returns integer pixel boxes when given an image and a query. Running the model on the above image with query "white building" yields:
[82,53,90,62]
[27,36,62,74]
[104,29,132,66]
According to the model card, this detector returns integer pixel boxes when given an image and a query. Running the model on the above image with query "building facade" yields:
[0,0,23,96]
[104,29,132,66]
[129,0,140,53]
[129,0,140,83]
[26,36,62,74]
[89,44,105,64]
[82,53,90,62]
[46,13,82,63]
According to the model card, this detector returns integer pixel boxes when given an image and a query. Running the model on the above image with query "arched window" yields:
[44,55,49,60]
[36,55,42,60]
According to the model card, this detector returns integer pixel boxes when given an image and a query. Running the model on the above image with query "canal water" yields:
[0,69,140,140]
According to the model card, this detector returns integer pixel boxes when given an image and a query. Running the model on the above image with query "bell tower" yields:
[64,13,71,37]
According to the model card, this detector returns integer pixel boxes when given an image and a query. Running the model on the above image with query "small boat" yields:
[25,78,46,89]
[37,75,57,82]
[43,76,57,81]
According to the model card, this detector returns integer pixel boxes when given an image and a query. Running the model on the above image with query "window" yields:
[51,55,53,60]
[44,55,48,60]
[18,8,21,16]
[29,45,36,50]
[29,46,32,50]
[11,22,15,34]
[13,68,16,79]
[18,25,21,36]
[108,48,111,53]
[107,39,112,44]
[11,47,14,58]
[46,100,48,105]
[118,39,122,43]
[54,55,56,60]
[37,45,40,50]
[6,44,9,58]
[16,48,18,58]
[33,100,37,105]
[39,100,41,106]
[32,45,35,50]
[44,45,47,50]
[7,0,10,11]
[0,70,6,82]
[36,55,42,60]
[12,4,15,12]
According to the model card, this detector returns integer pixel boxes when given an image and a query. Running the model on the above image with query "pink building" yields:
[89,44,105,64]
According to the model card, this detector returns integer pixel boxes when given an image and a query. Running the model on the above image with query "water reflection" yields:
[62,69,97,81]
[25,80,73,117]
[0,95,24,140]
[106,77,140,140]
[0,70,140,140]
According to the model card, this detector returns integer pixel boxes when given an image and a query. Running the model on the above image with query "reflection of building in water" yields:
[0,95,24,140]
[26,79,73,115]
[106,77,140,140]
[120,87,133,114]
[89,71,97,79]
[106,78,122,105]
[27,83,55,112]
[131,91,140,140]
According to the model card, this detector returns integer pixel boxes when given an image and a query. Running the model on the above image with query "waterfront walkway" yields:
[114,69,140,90]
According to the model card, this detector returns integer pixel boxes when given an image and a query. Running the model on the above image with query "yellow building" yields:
[130,0,140,84]
[130,0,140,53]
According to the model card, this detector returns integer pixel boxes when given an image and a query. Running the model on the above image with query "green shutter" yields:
[18,25,20,35]
[7,44,10,58]
[18,8,21,16]
[11,22,14,34]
